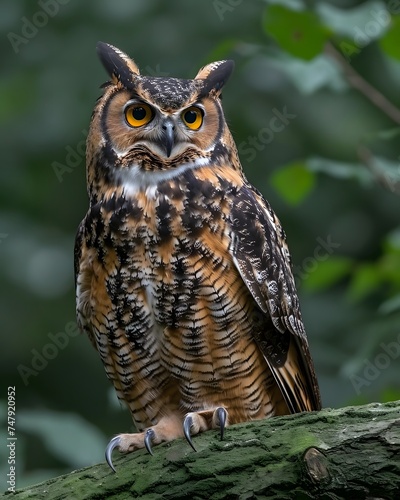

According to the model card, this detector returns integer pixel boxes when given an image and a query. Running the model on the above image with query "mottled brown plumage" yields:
[75,42,321,471]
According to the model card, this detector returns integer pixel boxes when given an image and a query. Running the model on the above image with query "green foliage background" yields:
[1,0,400,490]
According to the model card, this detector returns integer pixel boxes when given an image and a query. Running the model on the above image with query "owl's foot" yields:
[105,414,183,472]
[105,407,228,471]
[183,406,228,452]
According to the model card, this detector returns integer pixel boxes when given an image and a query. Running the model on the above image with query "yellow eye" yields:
[182,106,203,130]
[124,103,154,127]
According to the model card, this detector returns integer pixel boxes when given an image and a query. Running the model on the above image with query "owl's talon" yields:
[183,414,197,452]
[216,407,227,440]
[144,428,155,455]
[105,436,121,473]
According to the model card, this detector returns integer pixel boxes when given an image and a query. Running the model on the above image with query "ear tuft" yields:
[195,60,234,96]
[96,42,140,88]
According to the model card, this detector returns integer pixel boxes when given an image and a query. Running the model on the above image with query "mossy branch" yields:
[4,401,400,500]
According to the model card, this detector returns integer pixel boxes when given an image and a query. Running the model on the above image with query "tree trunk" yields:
[4,401,400,499]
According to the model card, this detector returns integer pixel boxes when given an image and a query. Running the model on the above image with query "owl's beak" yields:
[161,119,175,158]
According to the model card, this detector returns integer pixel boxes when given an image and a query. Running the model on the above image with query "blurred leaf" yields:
[316,1,389,38]
[380,16,400,60]
[348,263,382,301]
[270,162,315,205]
[266,0,304,10]
[267,53,347,94]
[365,155,400,193]
[379,293,400,314]
[380,387,400,403]
[363,127,400,142]
[307,156,372,185]
[206,38,240,62]
[18,410,106,467]
[302,256,353,292]
[0,75,36,122]
[380,253,400,285]
[384,227,400,253]
[263,5,331,60]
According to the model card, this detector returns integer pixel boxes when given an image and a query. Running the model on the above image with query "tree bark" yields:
[3,401,400,500]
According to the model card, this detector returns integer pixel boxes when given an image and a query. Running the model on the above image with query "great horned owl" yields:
[75,42,321,471]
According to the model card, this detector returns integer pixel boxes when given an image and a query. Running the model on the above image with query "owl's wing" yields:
[74,218,97,350]
[74,219,84,286]
[229,182,321,412]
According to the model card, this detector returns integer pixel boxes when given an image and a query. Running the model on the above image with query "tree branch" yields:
[325,42,400,125]
[5,400,400,499]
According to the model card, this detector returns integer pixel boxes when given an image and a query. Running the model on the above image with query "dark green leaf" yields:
[302,256,353,292]
[380,16,400,60]
[270,162,315,205]
[263,5,331,60]
[348,263,383,301]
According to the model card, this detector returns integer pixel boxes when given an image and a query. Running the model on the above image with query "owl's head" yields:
[87,42,236,199]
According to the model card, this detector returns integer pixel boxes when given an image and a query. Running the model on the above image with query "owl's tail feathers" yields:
[268,336,322,414]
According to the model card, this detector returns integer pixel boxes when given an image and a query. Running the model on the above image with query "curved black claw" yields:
[216,407,227,440]
[183,414,197,452]
[144,428,155,456]
[105,436,121,473]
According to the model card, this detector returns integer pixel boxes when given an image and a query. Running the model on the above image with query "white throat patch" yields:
[116,157,210,196]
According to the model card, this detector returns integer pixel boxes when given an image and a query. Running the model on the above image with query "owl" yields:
[75,42,321,472]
